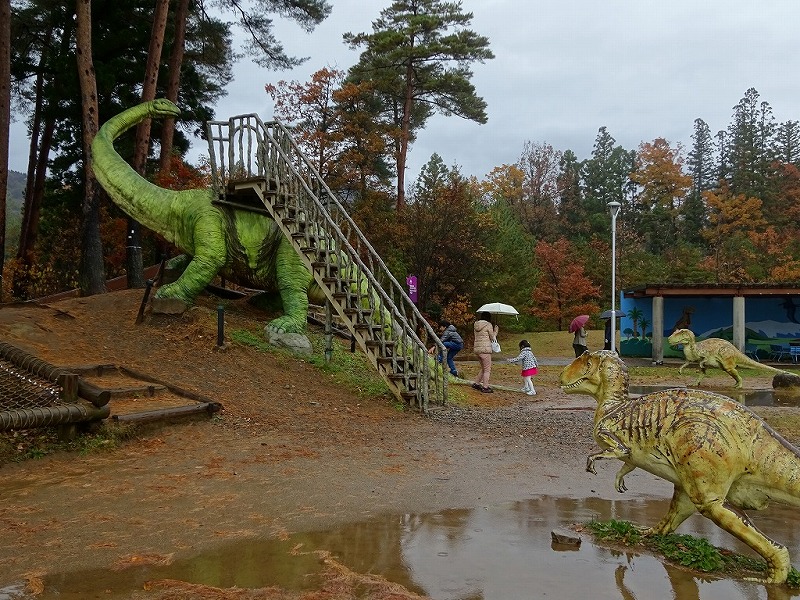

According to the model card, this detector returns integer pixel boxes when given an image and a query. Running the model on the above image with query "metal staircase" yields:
[205,114,447,410]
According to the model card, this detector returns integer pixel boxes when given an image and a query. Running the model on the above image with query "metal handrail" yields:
[206,114,447,408]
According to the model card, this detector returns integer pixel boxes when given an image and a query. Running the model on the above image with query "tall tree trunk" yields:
[158,0,188,171]
[17,68,44,261]
[75,0,106,295]
[396,61,415,210]
[0,0,9,300]
[126,0,169,289]
[18,116,54,261]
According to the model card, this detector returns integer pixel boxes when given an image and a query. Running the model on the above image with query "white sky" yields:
[9,0,800,185]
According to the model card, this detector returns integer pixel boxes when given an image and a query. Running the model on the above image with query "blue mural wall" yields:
[618,294,800,358]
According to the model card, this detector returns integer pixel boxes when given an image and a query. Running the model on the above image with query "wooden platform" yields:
[66,364,222,425]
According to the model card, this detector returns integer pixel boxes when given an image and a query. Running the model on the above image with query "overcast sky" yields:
[9,0,800,184]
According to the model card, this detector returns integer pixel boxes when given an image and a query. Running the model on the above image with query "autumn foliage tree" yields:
[628,138,692,254]
[266,67,394,206]
[530,238,602,331]
[395,155,491,318]
[700,187,768,282]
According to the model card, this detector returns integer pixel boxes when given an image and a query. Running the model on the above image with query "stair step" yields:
[389,373,418,382]
[377,356,407,367]
[343,308,373,317]
[365,340,395,350]
[313,261,340,271]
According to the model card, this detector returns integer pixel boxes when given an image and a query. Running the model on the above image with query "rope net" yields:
[0,357,64,411]
[0,342,110,431]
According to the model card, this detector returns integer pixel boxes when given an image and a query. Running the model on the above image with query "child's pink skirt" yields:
[522,367,538,376]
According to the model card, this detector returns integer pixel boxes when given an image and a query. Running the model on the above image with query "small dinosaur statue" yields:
[668,328,790,388]
[560,350,800,584]
[91,99,325,336]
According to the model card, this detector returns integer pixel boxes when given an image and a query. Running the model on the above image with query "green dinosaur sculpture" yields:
[91,99,325,336]
[560,349,800,584]
[668,328,792,388]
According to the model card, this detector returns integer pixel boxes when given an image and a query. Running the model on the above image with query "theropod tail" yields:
[749,427,800,507]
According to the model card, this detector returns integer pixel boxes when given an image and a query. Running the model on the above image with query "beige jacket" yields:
[473,319,498,355]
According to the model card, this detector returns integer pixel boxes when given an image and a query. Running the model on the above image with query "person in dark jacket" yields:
[428,320,464,377]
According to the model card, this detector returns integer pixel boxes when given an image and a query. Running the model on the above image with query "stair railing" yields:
[207,114,447,409]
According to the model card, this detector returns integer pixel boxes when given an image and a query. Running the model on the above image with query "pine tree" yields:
[725,87,776,199]
[683,118,714,245]
[775,120,800,167]
[344,0,494,208]
[580,127,635,236]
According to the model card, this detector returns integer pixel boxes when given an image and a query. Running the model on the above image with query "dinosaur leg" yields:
[695,497,790,583]
[155,252,225,306]
[695,363,707,386]
[266,237,312,334]
[723,366,743,388]
[154,216,227,307]
[613,463,636,492]
[678,362,690,375]
[161,254,191,284]
[646,487,696,535]
[587,430,630,475]
[679,465,791,584]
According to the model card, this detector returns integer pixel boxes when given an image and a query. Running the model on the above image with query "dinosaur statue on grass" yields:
[667,328,796,388]
[560,349,800,584]
[91,99,326,341]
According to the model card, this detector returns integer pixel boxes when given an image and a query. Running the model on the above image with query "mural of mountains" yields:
[697,322,800,341]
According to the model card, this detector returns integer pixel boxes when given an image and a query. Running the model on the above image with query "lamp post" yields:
[608,201,621,354]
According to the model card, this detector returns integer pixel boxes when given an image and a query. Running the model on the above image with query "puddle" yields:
[17,496,800,599]
[630,384,800,408]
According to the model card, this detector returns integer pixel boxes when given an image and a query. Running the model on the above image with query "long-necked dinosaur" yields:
[91,99,325,335]
[668,328,793,388]
[560,350,800,584]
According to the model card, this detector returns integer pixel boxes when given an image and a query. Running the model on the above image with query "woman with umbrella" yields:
[472,311,499,393]
[570,315,589,357]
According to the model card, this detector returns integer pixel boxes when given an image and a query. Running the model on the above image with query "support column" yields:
[733,296,745,350]
[651,296,664,364]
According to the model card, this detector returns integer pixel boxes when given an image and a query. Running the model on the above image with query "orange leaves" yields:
[630,138,692,212]
[530,238,602,330]
[153,155,210,191]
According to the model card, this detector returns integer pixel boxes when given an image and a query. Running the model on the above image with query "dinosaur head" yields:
[147,98,181,119]
[559,350,628,403]
[667,328,694,347]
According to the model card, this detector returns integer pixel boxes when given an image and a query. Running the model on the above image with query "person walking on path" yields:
[472,311,498,393]
[428,320,463,377]
[572,326,588,357]
[506,339,538,395]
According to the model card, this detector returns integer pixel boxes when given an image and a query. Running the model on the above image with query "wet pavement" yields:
[15,495,800,600]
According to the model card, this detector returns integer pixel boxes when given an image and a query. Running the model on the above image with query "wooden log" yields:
[111,402,221,424]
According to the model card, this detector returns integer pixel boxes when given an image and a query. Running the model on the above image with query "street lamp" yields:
[608,201,621,354]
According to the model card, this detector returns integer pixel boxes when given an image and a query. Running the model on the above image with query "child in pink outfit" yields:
[506,340,538,395]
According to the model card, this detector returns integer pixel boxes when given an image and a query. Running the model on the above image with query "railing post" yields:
[324,301,333,363]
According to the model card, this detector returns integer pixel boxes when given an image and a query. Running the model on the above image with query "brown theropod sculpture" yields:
[667,328,792,388]
[560,350,800,584]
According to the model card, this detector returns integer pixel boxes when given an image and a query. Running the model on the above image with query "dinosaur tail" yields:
[752,429,800,507]
[738,353,788,375]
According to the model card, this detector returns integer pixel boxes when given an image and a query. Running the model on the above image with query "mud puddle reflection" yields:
[631,385,800,407]
[24,496,800,599]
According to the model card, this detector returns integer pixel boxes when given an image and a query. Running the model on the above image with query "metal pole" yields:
[608,201,621,354]
[324,301,333,363]
[217,305,225,347]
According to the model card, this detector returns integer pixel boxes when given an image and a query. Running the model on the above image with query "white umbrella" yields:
[476,302,519,316]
